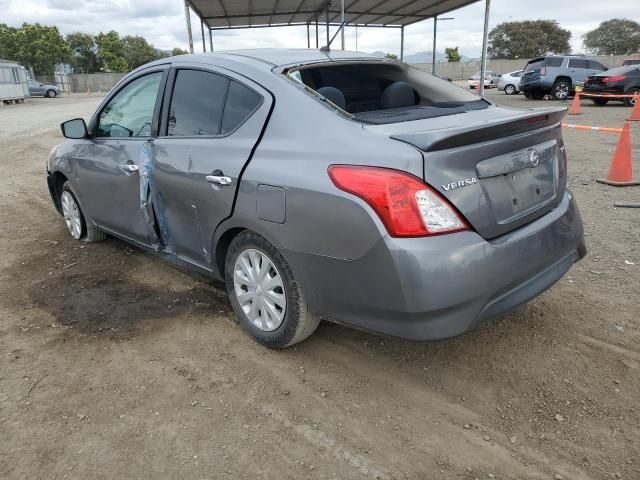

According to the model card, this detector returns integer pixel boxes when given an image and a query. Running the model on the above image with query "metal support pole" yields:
[326,8,330,45]
[201,19,206,52]
[432,16,437,75]
[340,0,345,50]
[307,22,310,48]
[479,0,491,96]
[355,24,358,51]
[209,29,213,51]
[315,19,319,48]
[184,1,194,53]
[400,25,405,62]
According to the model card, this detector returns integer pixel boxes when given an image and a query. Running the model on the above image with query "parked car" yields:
[467,71,500,89]
[28,79,61,97]
[622,59,640,66]
[520,55,607,100]
[498,70,522,94]
[583,64,640,106]
[47,50,586,348]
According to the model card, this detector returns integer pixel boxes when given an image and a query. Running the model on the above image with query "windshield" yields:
[286,61,488,125]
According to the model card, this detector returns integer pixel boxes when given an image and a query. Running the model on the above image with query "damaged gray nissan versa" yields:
[47,49,586,348]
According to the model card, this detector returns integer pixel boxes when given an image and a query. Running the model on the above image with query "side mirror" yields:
[61,118,88,139]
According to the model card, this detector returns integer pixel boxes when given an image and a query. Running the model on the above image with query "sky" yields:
[1,0,638,58]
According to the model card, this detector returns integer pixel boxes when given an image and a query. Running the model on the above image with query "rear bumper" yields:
[521,78,554,92]
[285,192,585,341]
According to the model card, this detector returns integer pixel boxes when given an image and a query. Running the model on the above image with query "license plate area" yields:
[477,140,558,224]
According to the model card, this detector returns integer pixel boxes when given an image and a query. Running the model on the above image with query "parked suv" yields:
[520,56,607,100]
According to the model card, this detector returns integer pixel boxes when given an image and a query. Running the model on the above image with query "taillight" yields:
[602,75,625,83]
[540,66,546,76]
[327,165,468,237]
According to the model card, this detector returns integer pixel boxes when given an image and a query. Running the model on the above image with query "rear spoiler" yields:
[391,107,566,152]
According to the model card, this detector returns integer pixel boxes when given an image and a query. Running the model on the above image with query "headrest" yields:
[316,86,346,110]
[381,81,417,109]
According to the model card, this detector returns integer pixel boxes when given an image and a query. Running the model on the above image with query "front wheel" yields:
[624,88,639,107]
[504,84,516,95]
[225,231,320,348]
[45,89,57,98]
[60,182,107,242]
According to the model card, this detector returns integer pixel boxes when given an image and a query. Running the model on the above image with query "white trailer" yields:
[0,59,29,104]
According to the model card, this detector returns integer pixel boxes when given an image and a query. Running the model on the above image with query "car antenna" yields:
[319,21,346,53]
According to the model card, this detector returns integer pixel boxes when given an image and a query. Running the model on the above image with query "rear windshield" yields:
[602,65,638,75]
[285,61,487,125]
[524,59,545,72]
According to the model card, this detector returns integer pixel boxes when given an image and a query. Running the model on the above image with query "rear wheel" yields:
[624,88,640,107]
[45,89,57,98]
[592,98,609,106]
[552,79,571,100]
[225,231,320,348]
[504,84,516,95]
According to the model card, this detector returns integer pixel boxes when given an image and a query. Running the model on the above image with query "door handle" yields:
[119,163,139,174]
[206,175,232,186]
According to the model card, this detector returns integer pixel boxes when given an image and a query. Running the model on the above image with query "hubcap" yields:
[555,83,569,99]
[506,85,515,94]
[233,248,286,331]
[61,191,82,239]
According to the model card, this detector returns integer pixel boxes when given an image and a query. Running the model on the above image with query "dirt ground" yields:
[0,90,638,480]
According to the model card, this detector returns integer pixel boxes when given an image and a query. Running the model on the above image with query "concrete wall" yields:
[413,54,636,80]
[70,73,126,93]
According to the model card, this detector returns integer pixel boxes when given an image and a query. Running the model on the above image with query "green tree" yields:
[171,47,189,56]
[95,31,128,72]
[385,52,398,60]
[0,24,19,60]
[583,19,640,55]
[0,23,72,75]
[122,35,159,70]
[445,47,461,62]
[66,32,99,73]
[488,20,571,59]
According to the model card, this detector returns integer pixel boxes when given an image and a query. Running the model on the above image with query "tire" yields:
[591,98,609,106]
[552,79,571,100]
[532,89,546,100]
[225,231,320,348]
[45,89,57,98]
[61,182,107,242]
[504,84,516,95]
[524,91,532,99]
[624,88,639,107]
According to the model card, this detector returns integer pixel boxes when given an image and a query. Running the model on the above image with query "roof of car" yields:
[173,48,379,69]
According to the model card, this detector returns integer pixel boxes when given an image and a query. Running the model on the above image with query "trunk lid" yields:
[378,106,568,239]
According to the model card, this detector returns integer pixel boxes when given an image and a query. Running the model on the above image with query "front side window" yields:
[97,72,162,138]
[168,69,262,137]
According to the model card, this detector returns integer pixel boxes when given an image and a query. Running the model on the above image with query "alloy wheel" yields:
[505,85,515,95]
[554,83,569,100]
[233,248,287,332]
[61,191,82,239]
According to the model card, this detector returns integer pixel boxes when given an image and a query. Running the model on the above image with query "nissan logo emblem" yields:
[529,150,540,167]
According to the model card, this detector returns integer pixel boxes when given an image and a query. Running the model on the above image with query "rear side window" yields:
[221,81,262,134]
[168,70,228,136]
[568,59,589,69]
[545,58,564,67]
[168,69,262,137]
[588,60,606,70]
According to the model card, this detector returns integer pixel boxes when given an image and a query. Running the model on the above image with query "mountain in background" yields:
[370,50,472,63]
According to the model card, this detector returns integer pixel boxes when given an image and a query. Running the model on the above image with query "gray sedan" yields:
[28,79,61,97]
[47,49,586,348]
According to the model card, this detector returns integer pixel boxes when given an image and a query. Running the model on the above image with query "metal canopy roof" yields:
[189,0,480,30]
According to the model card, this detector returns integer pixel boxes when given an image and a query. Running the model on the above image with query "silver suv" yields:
[521,55,607,100]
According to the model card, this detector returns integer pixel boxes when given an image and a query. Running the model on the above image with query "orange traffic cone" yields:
[567,92,582,115]
[627,94,640,121]
[476,81,481,95]
[597,122,640,186]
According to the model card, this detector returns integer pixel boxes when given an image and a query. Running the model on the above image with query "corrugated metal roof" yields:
[189,0,480,29]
